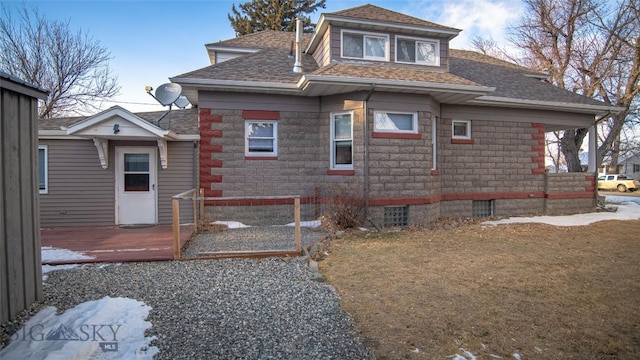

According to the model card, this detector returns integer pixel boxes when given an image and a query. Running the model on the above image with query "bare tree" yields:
[474,0,639,172]
[0,4,119,118]
[545,131,566,172]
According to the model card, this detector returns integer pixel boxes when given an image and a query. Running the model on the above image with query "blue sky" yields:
[6,0,524,113]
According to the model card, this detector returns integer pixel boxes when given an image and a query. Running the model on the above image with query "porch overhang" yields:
[66,106,179,169]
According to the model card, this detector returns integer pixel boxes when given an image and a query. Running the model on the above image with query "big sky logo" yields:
[11,323,121,352]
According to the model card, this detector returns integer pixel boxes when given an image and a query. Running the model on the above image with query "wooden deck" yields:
[41,225,194,265]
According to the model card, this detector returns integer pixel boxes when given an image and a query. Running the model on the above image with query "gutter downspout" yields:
[363,84,375,220]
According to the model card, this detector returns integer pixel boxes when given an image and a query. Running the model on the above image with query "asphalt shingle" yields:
[38,108,198,135]
[328,4,460,32]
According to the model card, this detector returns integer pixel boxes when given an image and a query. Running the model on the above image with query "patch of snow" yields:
[41,246,94,262]
[513,353,522,360]
[41,264,83,282]
[358,227,369,231]
[483,203,640,227]
[411,348,420,354]
[284,220,322,228]
[604,195,640,205]
[0,297,158,359]
[212,220,250,229]
[450,348,477,360]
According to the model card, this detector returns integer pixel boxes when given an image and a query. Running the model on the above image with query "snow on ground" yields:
[484,195,640,227]
[285,220,322,228]
[0,297,158,360]
[212,220,250,229]
[41,246,95,262]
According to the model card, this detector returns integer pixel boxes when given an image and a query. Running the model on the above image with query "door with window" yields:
[116,147,157,225]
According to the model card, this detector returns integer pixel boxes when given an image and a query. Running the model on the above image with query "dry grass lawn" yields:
[320,220,640,360]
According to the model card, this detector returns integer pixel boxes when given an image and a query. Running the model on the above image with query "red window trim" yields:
[451,138,474,144]
[372,132,422,139]
[245,156,278,160]
[327,169,355,176]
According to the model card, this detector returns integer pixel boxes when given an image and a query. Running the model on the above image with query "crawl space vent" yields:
[384,206,408,227]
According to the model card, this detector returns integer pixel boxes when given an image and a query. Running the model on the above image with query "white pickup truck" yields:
[597,174,639,192]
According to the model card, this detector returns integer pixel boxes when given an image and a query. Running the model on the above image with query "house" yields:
[1,72,47,323]
[618,153,640,180]
[38,106,199,227]
[169,4,618,227]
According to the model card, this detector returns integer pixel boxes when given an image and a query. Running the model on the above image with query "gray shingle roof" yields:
[310,63,480,86]
[39,108,198,135]
[449,49,606,106]
[206,30,312,50]
[175,28,609,109]
[328,4,460,32]
[174,49,318,83]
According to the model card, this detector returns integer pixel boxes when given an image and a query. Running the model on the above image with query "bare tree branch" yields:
[0,3,120,118]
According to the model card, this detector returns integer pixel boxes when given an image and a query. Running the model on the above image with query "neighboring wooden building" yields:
[38,106,199,227]
[1,72,48,324]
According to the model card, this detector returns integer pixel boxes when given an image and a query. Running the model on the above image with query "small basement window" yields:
[384,206,408,227]
[472,200,494,217]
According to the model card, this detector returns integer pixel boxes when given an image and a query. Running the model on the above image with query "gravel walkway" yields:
[182,226,327,257]
[1,258,372,359]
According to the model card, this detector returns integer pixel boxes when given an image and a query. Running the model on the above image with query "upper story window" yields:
[245,121,277,156]
[396,36,440,66]
[374,111,418,133]
[341,30,389,61]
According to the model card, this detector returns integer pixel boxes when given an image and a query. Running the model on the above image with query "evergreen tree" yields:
[228,0,326,36]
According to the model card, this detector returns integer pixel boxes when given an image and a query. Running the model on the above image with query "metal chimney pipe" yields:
[293,18,303,73]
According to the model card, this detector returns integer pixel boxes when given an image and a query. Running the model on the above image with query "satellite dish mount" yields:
[146,83,190,125]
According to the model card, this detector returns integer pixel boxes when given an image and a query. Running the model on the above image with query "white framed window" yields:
[341,30,389,61]
[245,121,277,156]
[396,36,440,66]
[452,120,471,139]
[330,112,353,169]
[374,111,418,133]
[38,145,48,194]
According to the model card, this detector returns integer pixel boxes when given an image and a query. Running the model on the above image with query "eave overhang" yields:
[468,96,625,115]
[171,75,495,104]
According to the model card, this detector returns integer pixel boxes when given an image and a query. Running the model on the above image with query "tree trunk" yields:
[560,128,589,172]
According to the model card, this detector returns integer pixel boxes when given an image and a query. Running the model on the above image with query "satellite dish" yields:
[154,83,182,106]
[173,95,190,109]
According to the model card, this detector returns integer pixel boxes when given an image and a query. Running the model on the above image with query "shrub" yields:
[320,184,365,231]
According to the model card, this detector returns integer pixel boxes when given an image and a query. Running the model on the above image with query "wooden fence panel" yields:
[1,73,47,324]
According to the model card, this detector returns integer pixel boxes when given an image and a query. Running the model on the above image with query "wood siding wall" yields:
[39,139,196,227]
[1,77,45,324]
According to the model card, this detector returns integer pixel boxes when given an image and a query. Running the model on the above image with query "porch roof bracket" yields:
[93,137,109,169]
[157,138,168,169]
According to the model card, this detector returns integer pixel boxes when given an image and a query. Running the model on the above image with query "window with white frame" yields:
[330,112,353,169]
[452,120,471,139]
[38,145,48,194]
[341,30,389,61]
[396,37,440,66]
[373,111,418,133]
[245,121,277,156]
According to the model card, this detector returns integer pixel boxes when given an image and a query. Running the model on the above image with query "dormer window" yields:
[396,37,440,66]
[341,30,389,61]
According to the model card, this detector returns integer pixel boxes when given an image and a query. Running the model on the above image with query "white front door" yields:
[116,147,157,225]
